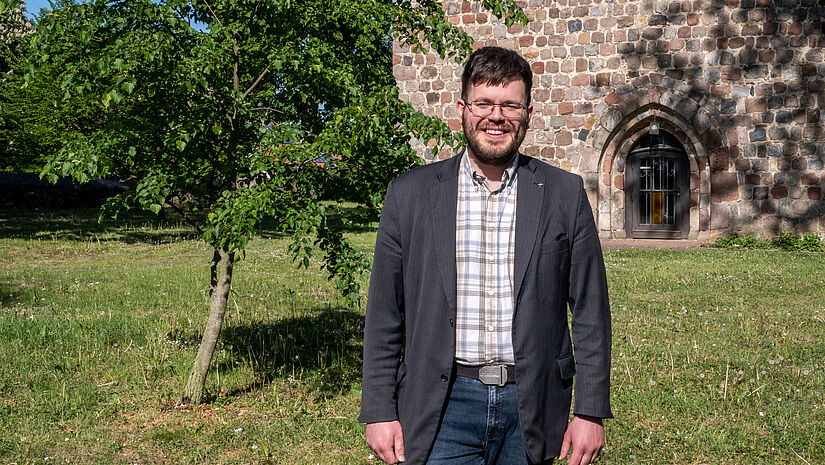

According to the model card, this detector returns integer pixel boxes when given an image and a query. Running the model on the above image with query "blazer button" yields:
[449,318,454,327]
[440,375,448,382]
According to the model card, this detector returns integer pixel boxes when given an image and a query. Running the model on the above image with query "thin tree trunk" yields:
[209,248,221,297]
[182,247,235,405]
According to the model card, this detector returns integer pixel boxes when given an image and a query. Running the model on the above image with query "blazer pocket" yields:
[540,236,569,255]
[396,362,407,387]
[556,353,576,380]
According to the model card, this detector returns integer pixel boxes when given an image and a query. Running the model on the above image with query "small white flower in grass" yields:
[644,438,651,444]
[649,380,656,386]
[699,373,705,378]
[629,454,637,462]
[778,355,784,361]
[251,445,258,450]
[803,370,810,375]
[759,412,765,417]
[368,454,375,460]
[234,428,243,433]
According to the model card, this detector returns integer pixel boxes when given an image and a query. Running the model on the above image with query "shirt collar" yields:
[461,149,519,194]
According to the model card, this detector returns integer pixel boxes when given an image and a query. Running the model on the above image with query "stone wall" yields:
[394,0,825,239]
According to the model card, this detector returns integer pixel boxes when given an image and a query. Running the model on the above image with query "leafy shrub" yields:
[711,231,824,252]
[799,232,825,252]
[771,231,825,252]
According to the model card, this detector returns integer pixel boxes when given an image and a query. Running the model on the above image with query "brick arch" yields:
[587,86,719,239]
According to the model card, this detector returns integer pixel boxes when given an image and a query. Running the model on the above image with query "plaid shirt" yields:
[455,150,518,366]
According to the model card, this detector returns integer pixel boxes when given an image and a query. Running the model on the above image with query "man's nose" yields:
[488,104,506,121]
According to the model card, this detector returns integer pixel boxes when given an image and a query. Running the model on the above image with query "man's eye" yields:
[502,104,521,111]
[473,103,492,109]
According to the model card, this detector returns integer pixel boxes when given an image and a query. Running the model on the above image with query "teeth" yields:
[486,129,505,135]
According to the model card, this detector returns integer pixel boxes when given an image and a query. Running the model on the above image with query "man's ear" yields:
[527,103,534,121]
[456,99,466,124]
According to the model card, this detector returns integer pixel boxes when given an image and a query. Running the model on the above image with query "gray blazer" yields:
[359,153,612,465]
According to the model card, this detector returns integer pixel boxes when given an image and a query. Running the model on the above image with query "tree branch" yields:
[166,197,205,236]
[200,0,224,29]
[242,65,270,99]
[249,106,286,114]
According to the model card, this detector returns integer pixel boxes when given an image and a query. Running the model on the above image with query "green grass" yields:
[1,208,824,464]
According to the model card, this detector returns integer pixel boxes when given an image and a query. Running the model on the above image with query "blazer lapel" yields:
[429,155,461,311]
[514,156,544,303]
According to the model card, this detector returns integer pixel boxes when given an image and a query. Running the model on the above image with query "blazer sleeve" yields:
[568,181,613,419]
[358,180,406,423]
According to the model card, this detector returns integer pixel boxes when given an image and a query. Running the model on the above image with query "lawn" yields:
[1,208,823,464]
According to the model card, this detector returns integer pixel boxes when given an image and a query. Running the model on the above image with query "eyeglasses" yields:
[465,101,527,118]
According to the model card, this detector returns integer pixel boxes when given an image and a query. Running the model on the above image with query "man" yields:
[360,46,612,465]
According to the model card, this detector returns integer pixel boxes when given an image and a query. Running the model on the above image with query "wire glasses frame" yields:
[464,101,527,118]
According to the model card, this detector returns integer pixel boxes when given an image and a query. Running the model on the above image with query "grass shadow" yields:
[1,204,375,244]
[172,306,364,401]
[0,281,30,309]
[0,208,199,243]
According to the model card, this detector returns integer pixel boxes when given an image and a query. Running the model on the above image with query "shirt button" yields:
[487,325,495,332]
[487,290,495,297]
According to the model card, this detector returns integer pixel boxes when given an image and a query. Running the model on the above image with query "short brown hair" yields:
[461,46,533,104]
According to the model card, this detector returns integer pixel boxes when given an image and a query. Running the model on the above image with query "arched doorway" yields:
[624,131,690,239]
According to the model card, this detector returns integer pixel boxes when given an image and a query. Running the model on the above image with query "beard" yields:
[463,116,528,167]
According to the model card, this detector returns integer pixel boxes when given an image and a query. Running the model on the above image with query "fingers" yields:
[558,431,571,460]
[372,438,397,464]
[366,421,403,464]
[394,428,405,462]
[559,415,605,464]
[567,447,583,465]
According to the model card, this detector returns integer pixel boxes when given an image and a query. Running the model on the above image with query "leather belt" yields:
[455,364,515,386]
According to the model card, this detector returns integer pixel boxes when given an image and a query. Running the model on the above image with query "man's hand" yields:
[366,420,405,464]
[558,415,604,465]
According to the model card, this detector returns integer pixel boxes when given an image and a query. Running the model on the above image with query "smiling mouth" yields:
[482,128,508,136]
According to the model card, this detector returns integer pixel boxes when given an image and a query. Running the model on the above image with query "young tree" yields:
[30,0,526,404]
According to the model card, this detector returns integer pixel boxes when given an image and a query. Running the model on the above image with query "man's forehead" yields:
[466,79,527,99]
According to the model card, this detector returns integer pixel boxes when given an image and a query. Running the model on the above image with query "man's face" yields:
[457,79,533,167]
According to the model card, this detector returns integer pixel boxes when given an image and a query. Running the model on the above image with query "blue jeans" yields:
[426,376,553,465]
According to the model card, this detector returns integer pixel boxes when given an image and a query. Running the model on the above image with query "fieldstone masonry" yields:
[394,0,825,239]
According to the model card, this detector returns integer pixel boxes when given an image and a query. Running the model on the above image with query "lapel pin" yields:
[535,182,544,187]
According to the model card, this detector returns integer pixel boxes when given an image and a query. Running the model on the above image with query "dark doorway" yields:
[625,132,690,239]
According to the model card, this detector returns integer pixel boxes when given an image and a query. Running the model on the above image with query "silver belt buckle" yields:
[478,365,507,387]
